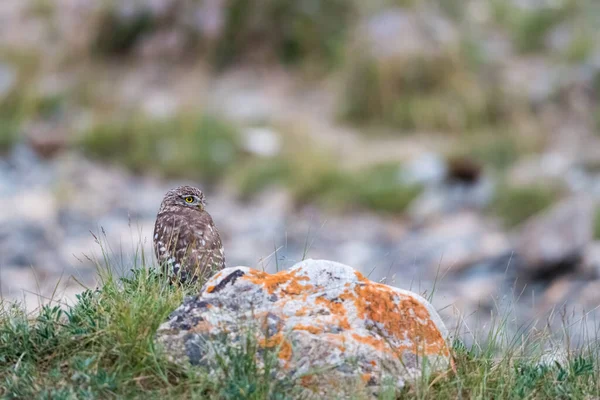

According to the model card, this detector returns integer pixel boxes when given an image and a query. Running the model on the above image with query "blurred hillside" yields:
[2,0,600,339]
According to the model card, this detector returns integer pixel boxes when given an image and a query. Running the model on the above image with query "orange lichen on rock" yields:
[259,332,292,361]
[314,296,351,331]
[301,375,315,387]
[361,373,372,383]
[352,282,449,356]
[293,324,324,335]
[244,269,313,295]
[354,270,368,282]
[337,316,351,330]
[295,306,309,316]
[157,260,451,397]
[315,296,346,315]
[190,321,213,333]
[352,333,386,352]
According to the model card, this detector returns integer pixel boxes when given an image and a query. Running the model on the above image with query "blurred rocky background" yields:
[2,0,600,343]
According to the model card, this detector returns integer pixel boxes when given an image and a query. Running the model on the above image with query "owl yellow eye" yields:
[185,196,194,203]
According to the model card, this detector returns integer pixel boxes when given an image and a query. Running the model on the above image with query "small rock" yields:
[517,197,594,278]
[140,91,179,119]
[155,260,451,396]
[26,122,69,158]
[242,127,282,158]
[509,153,573,187]
[399,152,447,186]
[538,346,568,368]
[408,177,495,223]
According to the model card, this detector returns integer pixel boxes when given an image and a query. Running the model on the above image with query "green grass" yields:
[0,50,41,152]
[80,114,243,186]
[451,132,543,171]
[234,147,422,214]
[594,208,600,240]
[0,49,68,153]
[2,241,600,398]
[339,48,511,133]
[91,0,354,71]
[489,184,562,228]
[214,0,354,71]
[82,117,420,214]
[510,8,570,54]
[489,0,596,57]
[92,5,156,56]
[0,239,297,399]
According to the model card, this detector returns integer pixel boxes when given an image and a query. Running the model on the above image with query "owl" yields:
[153,185,225,284]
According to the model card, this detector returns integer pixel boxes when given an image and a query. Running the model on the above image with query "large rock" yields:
[155,260,450,396]
[517,196,594,277]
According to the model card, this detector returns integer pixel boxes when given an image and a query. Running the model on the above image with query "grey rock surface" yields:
[155,259,451,396]
[517,196,594,276]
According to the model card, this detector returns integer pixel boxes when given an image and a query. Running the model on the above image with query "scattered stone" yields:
[26,122,69,158]
[408,175,495,223]
[399,152,447,186]
[388,212,512,280]
[155,260,451,395]
[242,127,282,158]
[538,345,569,368]
[509,153,573,187]
[517,197,594,278]
[407,156,494,222]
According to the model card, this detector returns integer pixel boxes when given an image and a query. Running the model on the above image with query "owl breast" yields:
[153,208,225,284]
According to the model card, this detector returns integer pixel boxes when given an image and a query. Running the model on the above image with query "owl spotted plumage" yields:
[153,186,225,284]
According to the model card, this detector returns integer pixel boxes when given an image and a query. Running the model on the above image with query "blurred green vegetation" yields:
[93,0,354,72]
[80,115,242,185]
[234,135,422,213]
[489,184,562,228]
[340,49,512,133]
[1,0,599,220]
[594,208,600,240]
[0,93,20,152]
[452,132,543,171]
[292,162,422,213]
[214,0,354,70]
[506,5,573,54]
[0,50,50,152]
[93,7,156,56]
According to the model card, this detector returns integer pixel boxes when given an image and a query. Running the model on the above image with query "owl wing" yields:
[185,214,225,282]
[154,212,189,278]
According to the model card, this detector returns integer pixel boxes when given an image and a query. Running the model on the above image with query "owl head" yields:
[158,185,206,213]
